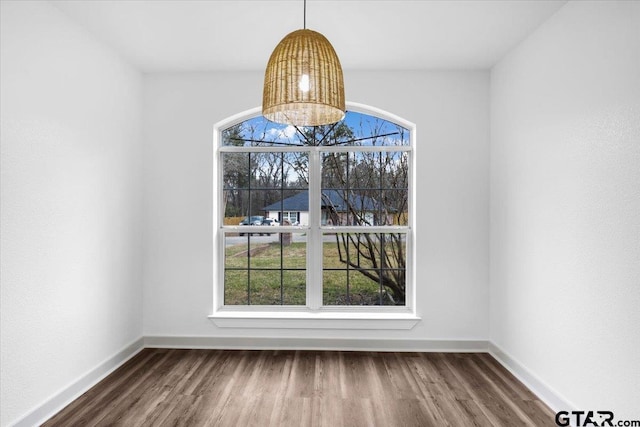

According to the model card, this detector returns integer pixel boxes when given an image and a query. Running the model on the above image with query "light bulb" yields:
[299,74,310,92]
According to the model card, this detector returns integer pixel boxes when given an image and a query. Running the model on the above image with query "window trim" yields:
[210,102,419,329]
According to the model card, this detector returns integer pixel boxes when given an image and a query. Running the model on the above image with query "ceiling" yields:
[51,0,567,73]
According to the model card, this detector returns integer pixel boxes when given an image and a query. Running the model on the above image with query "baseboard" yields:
[488,342,576,414]
[11,337,145,427]
[144,335,489,352]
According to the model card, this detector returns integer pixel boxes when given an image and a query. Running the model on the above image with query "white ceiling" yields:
[51,0,567,72]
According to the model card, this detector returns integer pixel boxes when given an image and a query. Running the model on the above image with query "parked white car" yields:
[261,218,279,235]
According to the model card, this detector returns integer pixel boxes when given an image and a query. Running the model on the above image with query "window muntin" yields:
[322,232,407,306]
[321,151,409,227]
[224,232,307,305]
[221,152,308,219]
[221,113,409,147]
[216,107,414,312]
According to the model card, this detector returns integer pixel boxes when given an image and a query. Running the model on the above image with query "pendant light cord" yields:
[303,0,306,29]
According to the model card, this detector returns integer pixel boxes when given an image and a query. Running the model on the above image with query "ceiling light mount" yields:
[262,0,345,127]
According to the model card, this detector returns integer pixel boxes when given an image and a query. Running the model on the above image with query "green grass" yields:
[224,241,400,306]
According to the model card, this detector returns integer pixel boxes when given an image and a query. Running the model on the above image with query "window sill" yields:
[208,311,421,330]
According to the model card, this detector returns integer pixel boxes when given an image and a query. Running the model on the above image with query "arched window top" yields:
[217,102,414,148]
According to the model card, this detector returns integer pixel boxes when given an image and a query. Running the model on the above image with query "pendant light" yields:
[262,0,345,126]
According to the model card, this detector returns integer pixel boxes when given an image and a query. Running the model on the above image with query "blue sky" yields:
[228,111,409,147]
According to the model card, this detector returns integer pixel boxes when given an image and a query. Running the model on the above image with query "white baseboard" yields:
[144,335,489,352]
[11,337,145,427]
[488,342,576,414]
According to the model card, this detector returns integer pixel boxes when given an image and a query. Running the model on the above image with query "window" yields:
[211,103,418,328]
[281,211,299,225]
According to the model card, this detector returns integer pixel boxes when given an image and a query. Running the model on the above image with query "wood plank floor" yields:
[43,349,556,427]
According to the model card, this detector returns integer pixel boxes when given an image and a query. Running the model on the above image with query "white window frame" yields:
[209,102,419,329]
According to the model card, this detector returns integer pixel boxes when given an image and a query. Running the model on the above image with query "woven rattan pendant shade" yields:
[263,29,345,126]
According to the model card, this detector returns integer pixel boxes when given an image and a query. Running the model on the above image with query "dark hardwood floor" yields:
[43,349,556,427]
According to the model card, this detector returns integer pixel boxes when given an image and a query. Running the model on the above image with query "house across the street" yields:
[263,189,391,226]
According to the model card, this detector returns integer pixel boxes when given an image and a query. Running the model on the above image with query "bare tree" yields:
[305,121,408,304]
[221,124,250,217]
[322,142,409,305]
[222,124,307,219]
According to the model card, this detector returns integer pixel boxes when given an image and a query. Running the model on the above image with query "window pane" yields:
[349,152,380,189]
[224,270,248,305]
[347,234,378,269]
[322,235,343,269]
[222,152,250,189]
[252,152,306,190]
[222,152,308,220]
[222,112,409,148]
[323,234,376,269]
[322,153,348,189]
[249,270,281,305]
[322,269,403,306]
[380,190,409,226]
[222,117,304,147]
[349,270,383,306]
[383,270,405,306]
[322,152,409,190]
[282,271,306,305]
[224,233,306,306]
[224,190,262,221]
[264,190,308,227]
[322,233,407,306]
[282,234,307,269]
[323,270,347,305]
[340,113,409,147]
[380,152,409,188]
[225,235,248,269]
[248,241,279,268]
[321,151,408,227]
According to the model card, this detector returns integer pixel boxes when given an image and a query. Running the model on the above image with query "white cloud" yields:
[266,125,297,140]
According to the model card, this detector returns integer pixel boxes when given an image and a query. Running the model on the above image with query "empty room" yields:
[1,0,638,426]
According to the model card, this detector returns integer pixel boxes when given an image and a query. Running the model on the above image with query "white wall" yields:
[142,71,490,340]
[491,0,640,418]
[0,2,143,425]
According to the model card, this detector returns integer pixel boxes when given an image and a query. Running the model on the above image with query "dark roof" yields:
[263,191,309,211]
[263,190,379,212]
